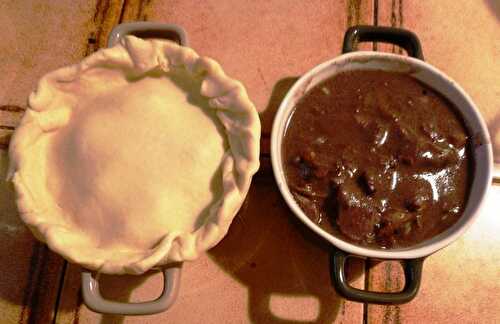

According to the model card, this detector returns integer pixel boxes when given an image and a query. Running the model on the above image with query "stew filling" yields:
[283,70,471,248]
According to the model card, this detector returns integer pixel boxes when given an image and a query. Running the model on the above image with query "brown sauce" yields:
[283,70,471,249]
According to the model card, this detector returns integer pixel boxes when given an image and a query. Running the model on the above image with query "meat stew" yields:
[283,70,471,249]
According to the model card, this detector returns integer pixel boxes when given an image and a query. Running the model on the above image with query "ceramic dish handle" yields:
[107,21,189,47]
[343,25,424,60]
[81,266,181,315]
[330,249,424,304]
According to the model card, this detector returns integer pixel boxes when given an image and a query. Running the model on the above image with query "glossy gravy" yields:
[283,70,471,248]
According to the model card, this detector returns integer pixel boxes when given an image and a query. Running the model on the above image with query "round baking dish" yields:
[271,25,496,304]
[9,22,260,315]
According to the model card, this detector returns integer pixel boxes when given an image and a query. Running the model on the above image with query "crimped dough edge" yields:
[8,36,260,274]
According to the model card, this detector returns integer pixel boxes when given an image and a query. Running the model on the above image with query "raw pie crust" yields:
[8,36,260,274]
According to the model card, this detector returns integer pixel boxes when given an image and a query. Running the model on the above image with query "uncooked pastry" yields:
[8,36,260,274]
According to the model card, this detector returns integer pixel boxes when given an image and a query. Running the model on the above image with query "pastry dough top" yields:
[8,36,260,274]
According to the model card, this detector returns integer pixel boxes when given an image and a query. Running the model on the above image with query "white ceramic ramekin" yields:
[271,26,494,304]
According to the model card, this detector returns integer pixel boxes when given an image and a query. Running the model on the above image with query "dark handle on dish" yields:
[330,249,424,304]
[342,25,424,60]
[81,265,181,315]
[107,22,189,47]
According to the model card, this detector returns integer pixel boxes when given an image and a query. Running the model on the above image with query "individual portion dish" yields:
[284,70,471,249]
[8,36,260,274]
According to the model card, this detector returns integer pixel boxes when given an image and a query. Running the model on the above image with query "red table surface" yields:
[0,1,498,323]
